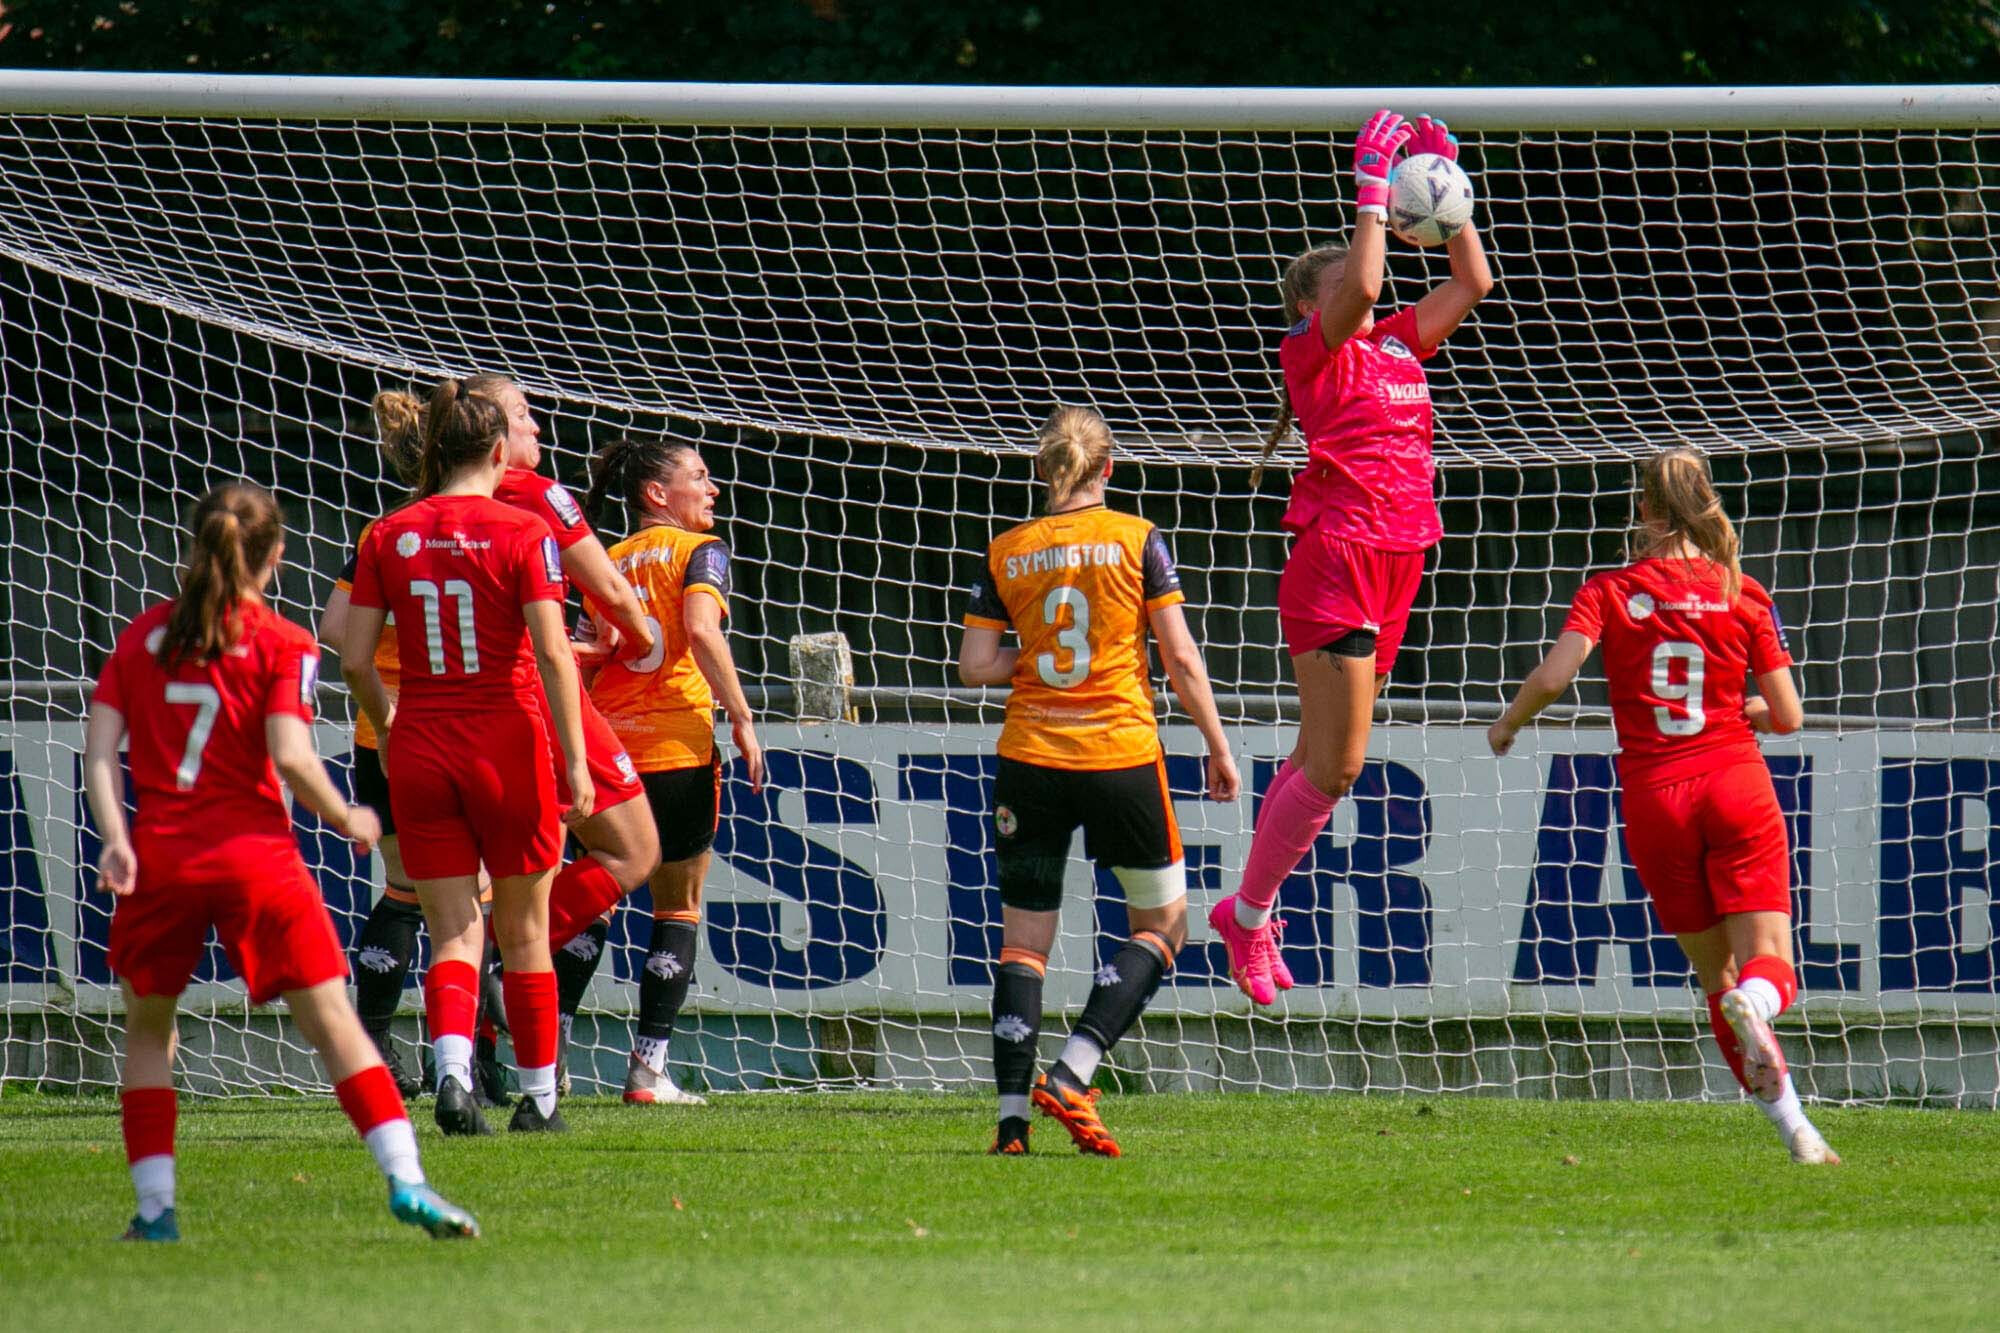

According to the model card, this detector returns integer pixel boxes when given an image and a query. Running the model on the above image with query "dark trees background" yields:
[4,1,1999,87]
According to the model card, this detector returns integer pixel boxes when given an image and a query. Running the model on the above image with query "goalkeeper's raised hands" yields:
[1352,109,1411,219]
[1406,114,1459,162]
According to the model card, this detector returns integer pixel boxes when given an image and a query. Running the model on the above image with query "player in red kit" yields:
[376,376,659,1092]
[1212,110,1494,1005]
[345,379,594,1135]
[84,483,477,1241]
[1489,447,1837,1165]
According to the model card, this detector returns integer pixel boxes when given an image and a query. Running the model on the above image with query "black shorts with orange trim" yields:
[991,755,1183,913]
[642,748,723,864]
[350,743,393,837]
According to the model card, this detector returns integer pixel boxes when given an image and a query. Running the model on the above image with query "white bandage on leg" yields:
[1112,861,1187,911]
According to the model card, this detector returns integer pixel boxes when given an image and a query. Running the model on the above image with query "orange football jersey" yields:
[585,523,731,773]
[964,505,1184,770]
[335,518,402,751]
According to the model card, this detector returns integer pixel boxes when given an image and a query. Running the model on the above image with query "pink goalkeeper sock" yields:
[1238,770,1337,913]
[1255,758,1306,835]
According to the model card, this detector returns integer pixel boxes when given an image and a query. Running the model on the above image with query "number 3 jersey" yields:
[348,494,565,717]
[1562,558,1793,788]
[964,505,1185,770]
[91,598,319,862]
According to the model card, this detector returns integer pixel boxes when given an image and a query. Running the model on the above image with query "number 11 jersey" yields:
[964,505,1184,771]
[348,494,566,718]
[1562,557,1793,788]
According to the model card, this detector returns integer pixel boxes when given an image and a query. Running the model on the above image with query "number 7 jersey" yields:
[964,505,1184,770]
[1562,557,1793,787]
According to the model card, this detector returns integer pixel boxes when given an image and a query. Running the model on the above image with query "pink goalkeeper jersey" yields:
[1278,306,1441,551]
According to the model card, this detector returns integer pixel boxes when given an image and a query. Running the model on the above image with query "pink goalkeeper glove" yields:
[1407,114,1459,162]
[1353,109,1411,218]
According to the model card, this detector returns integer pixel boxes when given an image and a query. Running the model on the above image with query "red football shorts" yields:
[1621,759,1792,935]
[1277,528,1426,671]
[537,687,644,812]
[387,709,562,880]
[109,834,346,1004]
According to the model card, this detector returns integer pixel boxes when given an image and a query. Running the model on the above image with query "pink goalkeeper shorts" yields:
[1276,528,1426,670]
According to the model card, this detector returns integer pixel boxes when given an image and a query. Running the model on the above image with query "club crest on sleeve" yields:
[994,805,1018,838]
[1286,316,1312,338]
[299,652,319,704]
[542,536,563,583]
[1379,334,1414,359]
[145,626,165,654]
[544,482,584,528]
[395,531,422,559]
[1628,592,1655,619]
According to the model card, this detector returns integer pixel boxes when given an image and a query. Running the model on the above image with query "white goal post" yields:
[0,75,1996,1104]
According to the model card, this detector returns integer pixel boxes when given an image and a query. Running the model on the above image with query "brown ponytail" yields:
[1252,244,1349,488]
[156,484,285,669]
[373,375,513,499]
[1637,446,1742,601]
[586,435,700,534]
[1036,407,1114,510]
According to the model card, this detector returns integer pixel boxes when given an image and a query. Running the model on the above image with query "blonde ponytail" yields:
[1036,406,1114,510]
[1638,446,1742,601]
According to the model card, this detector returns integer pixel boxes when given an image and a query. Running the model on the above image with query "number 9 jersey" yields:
[964,506,1184,770]
[1562,557,1793,789]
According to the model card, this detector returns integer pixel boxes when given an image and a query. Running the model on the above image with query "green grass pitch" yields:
[4,1090,1999,1331]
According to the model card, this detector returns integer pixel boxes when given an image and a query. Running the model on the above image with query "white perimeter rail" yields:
[0,73,1993,129]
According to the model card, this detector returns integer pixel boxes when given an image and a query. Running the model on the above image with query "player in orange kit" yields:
[1490,446,1837,1164]
[578,435,766,1105]
[959,407,1240,1157]
[84,482,476,1240]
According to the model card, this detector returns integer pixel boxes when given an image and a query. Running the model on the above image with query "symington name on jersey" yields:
[1003,542,1127,581]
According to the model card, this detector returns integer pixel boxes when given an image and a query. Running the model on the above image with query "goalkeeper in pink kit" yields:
[1211,111,1493,1002]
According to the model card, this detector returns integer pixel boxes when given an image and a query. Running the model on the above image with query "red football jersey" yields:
[1562,558,1793,787]
[92,599,318,864]
[495,467,593,559]
[348,494,566,717]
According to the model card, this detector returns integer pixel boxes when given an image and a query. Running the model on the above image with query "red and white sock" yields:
[503,969,560,1116]
[335,1064,424,1186]
[1735,954,1798,1024]
[425,958,480,1092]
[1235,769,1336,927]
[121,1085,177,1222]
[547,856,625,953]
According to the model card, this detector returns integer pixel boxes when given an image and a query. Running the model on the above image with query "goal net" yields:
[2,77,1997,1104]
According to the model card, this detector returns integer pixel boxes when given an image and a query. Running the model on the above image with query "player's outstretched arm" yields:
[1403,113,1495,350]
[267,713,380,854]
[956,625,1018,688]
[317,584,351,656]
[561,536,656,663]
[339,604,396,741]
[1414,222,1494,351]
[685,589,764,794]
[1147,602,1240,801]
[1747,666,1805,735]
[1317,109,1409,350]
[1488,630,1594,756]
[82,701,136,895]
[527,598,594,822]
